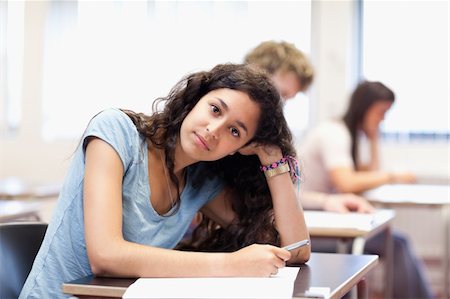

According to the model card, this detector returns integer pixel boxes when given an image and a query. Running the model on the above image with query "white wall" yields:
[1,0,449,183]
[1,1,77,183]
[309,0,449,181]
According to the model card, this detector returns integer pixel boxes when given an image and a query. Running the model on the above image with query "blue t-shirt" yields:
[20,108,224,298]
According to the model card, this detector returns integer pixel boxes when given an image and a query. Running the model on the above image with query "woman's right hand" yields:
[227,244,291,277]
[323,193,375,213]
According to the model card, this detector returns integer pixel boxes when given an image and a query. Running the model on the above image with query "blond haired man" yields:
[244,40,313,101]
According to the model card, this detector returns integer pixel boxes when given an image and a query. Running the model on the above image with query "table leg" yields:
[357,277,368,299]
[349,237,367,299]
[443,204,450,299]
[351,237,366,255]
[383,226,394,299]
[337,239,350,253]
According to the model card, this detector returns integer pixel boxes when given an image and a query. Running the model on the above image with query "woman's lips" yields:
[194,132,210,151]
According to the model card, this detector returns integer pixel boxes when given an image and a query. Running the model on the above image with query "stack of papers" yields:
[122,267,300,299]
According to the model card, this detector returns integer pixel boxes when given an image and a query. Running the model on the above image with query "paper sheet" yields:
[304,211,375,231]
[122,267,299,299]
[304,209,394,231]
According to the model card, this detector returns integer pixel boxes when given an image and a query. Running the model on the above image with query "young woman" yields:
[300,81,434,299]
[20,64,310,298]
[301,81,416,194]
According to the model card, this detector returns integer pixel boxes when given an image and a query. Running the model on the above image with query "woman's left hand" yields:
[238,143,283,165]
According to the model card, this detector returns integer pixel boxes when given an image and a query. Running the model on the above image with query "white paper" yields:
[365,184,450,205]
[303,287,331,298]
[304,209,394,231]
[123,267,299,299]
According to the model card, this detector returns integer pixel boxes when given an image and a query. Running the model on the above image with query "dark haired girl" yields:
[20,64,310,298]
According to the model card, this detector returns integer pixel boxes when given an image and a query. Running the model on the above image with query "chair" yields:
[0,222,47,299]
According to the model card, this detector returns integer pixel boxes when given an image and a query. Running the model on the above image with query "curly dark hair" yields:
[122,63,297,251]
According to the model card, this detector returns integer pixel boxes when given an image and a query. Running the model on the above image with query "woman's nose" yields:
[206,121,224,139]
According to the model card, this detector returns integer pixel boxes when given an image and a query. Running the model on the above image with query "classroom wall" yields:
[0,1,77,182]
[1,0,448,183]
[310,0,449,181]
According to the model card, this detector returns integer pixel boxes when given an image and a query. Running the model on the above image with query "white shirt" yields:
[299,120,354,193]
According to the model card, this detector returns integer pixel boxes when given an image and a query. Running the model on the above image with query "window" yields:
[42,1,312,140]
[0,1,24,136]
[362,0,449,139]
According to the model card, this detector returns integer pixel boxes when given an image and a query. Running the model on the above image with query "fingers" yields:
[273,246,291,263]
[238,244,290,277]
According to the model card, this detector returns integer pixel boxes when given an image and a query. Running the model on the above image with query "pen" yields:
[282,239,310,251]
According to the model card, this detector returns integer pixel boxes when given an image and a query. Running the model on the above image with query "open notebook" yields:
[122,267,299,299]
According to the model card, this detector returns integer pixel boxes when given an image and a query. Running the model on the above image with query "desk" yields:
[304,209,395,299]
[62,253,378,299]
[364,183,450,299]
[0,200,42,222]
[305,209,395,254]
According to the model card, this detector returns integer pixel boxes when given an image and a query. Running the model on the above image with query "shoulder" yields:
[85,108,140,141]
[83,108,142,166]
[312,120,350,144]
[318,120,348,137]
[89,108,136,131]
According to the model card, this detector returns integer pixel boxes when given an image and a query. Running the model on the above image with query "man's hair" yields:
[244,40,314,92]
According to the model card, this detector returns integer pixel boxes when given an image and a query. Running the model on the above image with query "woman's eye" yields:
[211,105,220,114]
[230,127,240,137]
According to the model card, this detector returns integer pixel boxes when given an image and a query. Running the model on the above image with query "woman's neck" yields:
[172,139,197,173]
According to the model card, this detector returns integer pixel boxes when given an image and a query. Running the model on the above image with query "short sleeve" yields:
[318,122,354,170]
[82,108,139,172]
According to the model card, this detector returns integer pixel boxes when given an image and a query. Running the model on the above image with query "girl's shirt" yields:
[20,108,224,299]
[299,120,353,193]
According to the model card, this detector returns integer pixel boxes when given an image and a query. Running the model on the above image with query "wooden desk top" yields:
[304,209,395,239]
[63,253,378,299]
[364,184,450,206]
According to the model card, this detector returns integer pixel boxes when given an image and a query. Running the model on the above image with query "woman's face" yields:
[180,88,261,162]
[362,100,393,136]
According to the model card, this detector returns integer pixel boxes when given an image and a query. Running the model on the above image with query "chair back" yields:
[0,222,47,299]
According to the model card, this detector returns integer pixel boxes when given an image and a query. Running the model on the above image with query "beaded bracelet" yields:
[260,155,301,183]
[259,157,288,172]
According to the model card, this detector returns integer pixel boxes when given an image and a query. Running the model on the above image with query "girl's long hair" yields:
[342,81,395,166]
[123,63,296,251]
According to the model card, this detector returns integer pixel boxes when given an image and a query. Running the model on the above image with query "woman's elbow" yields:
[87,243,122,275]
[89,250,114,275]
[289,247,311,265]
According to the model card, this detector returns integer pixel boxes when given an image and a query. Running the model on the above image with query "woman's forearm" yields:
[258,150,310,263]
[90,239,231,277]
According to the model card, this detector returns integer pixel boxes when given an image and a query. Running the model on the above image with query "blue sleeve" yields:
[82,108,139,172]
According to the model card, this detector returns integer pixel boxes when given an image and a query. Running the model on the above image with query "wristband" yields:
[263,163,290,178]
[260,155,301,183]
